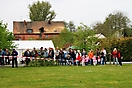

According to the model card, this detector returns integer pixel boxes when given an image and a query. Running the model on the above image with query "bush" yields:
[99,37,132,61]
[28,59,59,67]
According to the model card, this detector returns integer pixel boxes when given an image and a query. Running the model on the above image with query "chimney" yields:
[24,20,27,27]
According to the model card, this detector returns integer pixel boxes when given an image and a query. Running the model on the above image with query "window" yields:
[54,30,57,32]
[27,29,33,33]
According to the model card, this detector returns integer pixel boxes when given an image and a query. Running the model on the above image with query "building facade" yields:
[13,20,65,40]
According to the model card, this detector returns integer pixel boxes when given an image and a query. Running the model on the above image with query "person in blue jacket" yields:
[11,49,18,68]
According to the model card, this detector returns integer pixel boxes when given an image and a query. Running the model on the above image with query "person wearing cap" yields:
[11,49,18,68]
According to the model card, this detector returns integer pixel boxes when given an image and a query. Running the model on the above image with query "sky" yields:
[0,0,132,32]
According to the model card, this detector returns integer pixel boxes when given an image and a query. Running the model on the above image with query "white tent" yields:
[12,40,55,63]
[13,40,55,49]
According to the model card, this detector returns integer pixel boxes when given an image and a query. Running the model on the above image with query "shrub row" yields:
[28,60,59,67]
[99,37,132,61]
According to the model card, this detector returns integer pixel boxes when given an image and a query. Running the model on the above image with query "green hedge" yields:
[28,60,59,67]
[99,37,132,61]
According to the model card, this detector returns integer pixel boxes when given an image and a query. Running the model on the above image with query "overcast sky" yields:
[0,0,132,32]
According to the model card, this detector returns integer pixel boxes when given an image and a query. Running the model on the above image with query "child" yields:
[85,56,89,66]
[93,55,97,66]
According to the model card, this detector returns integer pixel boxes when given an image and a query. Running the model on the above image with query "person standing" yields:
[63,48,68,65]
[95,48,100,65]
[11,49,18,68]
[48,48,54,60]
[81,48,87,66]
[38,47,44,58]
[100,49,105,65]
[88,49,94,65]
[81,48,87,58]
[117,49,122,66]
[31,47,38,61]
[101,48,107,64]
[59,48,64,65]
[55,47,60,61]
[76,50,82,66]
[43,48,48,59]
[5,49,10,65]
[54,47,60,65]
[68,48,76,66]
[111,48,118,65]
[24,49,31,66]
[0,49,5,66]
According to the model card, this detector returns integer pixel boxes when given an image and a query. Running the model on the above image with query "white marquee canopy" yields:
[12,40,55,50]
[12,40,55,63]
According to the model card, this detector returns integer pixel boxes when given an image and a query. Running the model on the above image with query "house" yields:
[88,33,106,39]
[94,33,106,39]
[13,20,65,40]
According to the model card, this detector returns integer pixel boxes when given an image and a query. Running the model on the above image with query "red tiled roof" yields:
[13,21,65,34]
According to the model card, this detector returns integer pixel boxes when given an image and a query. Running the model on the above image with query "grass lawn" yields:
[0,64,132,88]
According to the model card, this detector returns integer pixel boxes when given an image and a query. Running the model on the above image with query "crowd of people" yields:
[54,47,122,66]
[22,47,54,66]
[0,48,18,68]
[22,47,123,66]
[0,47,123,68]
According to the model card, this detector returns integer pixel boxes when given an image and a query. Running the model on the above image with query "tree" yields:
[53,23,98,50]
[52,28,75,48]
[124,28,132,37]
[91,22,104,34]
[0,20,15,49]
[64,21,76,32]
[28,1,56,21]
[99,37,132,61]
[93,12,131,38]
[74,23,98,51]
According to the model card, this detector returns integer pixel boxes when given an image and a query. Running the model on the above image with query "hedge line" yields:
[99,37,132,61]
[28,60,59,67]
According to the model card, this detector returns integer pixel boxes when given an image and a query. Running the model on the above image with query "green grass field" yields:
[0,64,132,88]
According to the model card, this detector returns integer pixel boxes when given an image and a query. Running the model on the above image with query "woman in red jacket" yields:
[76,50,82,66]
[111,48,118,65]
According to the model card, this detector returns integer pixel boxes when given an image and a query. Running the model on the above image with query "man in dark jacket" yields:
[48,48,54,60]
[117,49,122,66]
[24,49,31,66]
[11,49,18,68]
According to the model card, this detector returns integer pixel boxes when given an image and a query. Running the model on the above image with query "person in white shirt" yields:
[101,48,107,64]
